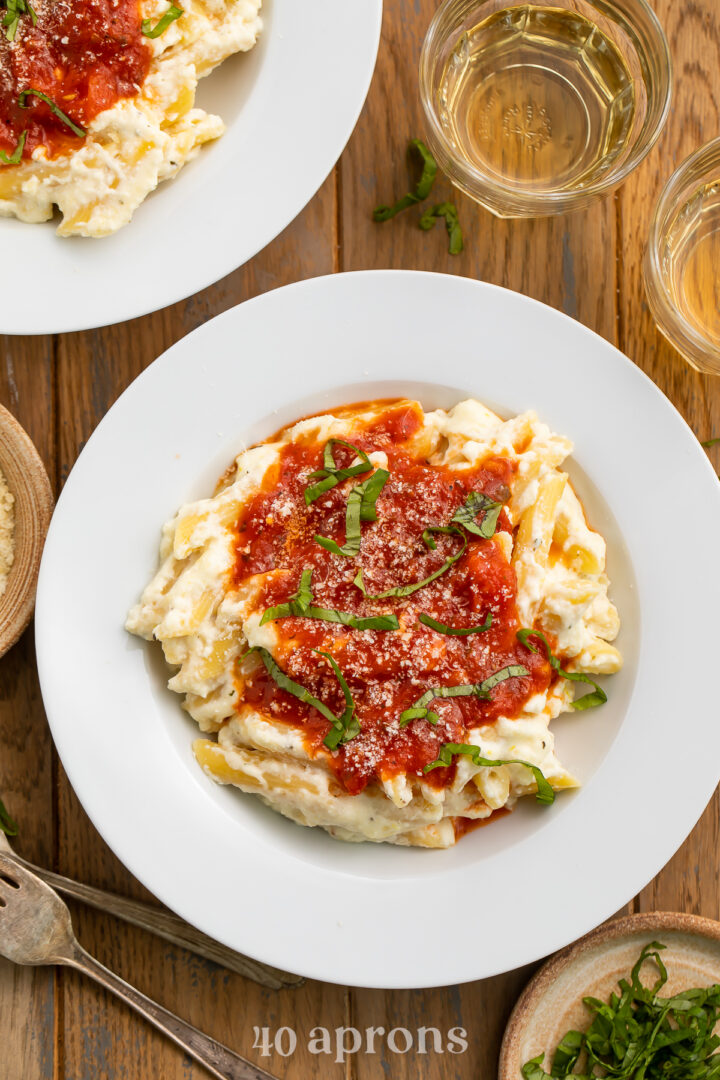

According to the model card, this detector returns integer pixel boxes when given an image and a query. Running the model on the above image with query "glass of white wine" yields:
[419,0,671,217]
[645,138,720,375]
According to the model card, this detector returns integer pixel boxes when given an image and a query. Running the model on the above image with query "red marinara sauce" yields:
[0,0,152,162]
[234,401,553,797]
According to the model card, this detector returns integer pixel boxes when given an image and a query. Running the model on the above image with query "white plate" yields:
[1,0,381,336]
[35,271,720,989]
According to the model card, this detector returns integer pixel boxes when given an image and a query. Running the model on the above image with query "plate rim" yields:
[0,0,383,335]
[35,270,720,988]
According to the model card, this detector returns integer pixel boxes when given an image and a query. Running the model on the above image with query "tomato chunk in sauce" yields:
[235,403,552,796]
[0,0,151,162]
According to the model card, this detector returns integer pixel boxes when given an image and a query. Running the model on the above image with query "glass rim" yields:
[644,135,720,372]
[419,0,673,212]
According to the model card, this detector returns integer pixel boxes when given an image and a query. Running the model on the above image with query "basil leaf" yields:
[354,526,467,599]
[423,742,554,805]
[246,646,338,726]
[0,129,26,165]
[305,439,372,506]
[0,795,18,837]
[142,2,183,37]
[314,468,388,558]
[702,437,720,448]
[2,0,36,42]
[358,466,389,521]
[315,650,361,750]
[294,568,313,614]
[373,138,437,221]
[261,567,399,630]
[451,490,503,539]
[418,201,464,255]
[524,941,720,1079]
[517,628,607,709]
[18,89,86,138]
[418,612,492,636]
[399,665,528,725]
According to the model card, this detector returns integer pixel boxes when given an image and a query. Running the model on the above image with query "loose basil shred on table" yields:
[373,138,437,221]
[522,941,720,1079]
[418,201,464,255]
[517,628,607,709]
[0,794,18,837]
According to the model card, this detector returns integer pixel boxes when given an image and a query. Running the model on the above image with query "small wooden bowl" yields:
[499,912,720,1079]
[0,405,53,658]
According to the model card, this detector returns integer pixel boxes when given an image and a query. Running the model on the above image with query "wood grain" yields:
[0,338,56,1080]
[0,0,719,1077]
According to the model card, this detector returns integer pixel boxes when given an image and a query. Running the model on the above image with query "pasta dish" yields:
[126,398,622,848]
[0,0,261,236]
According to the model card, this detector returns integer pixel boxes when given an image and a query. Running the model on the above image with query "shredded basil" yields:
[523,941,720,1078]
[354,525,468,599]
[0,130,26,165]
[399,664,528,726]
[451,490,503,538]
[373,139,438,221]
[314,650,360,750]
[418,201,464,255]
[424,742,554,805]
[260,568,398,630]
[294,568,313,614]
[245,646,360,751]
[142,2,183,37]
[0,795,18,837]
[304,439,372,506]
[517,628,607,709]
[18,89,86,138]
[702,437,720,448]
[2,0,36,42]
[418,612,492,636]
[246,646,338,725]
[315,468,389,558]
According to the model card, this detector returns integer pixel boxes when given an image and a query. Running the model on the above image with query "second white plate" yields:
[35,271,720,987]
[2,0,382,335]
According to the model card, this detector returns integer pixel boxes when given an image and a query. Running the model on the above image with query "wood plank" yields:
[55,178,348,1079]
[616,0,720,918]
[0,336,56,1080]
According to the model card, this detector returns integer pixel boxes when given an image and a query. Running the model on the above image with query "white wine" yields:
[661,182,720,348]
[437,5,636,193]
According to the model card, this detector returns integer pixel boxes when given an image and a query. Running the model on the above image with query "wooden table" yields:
[1,1,719,1077]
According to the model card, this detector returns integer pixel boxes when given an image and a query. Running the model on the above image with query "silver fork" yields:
[0,833,301,990]
[0,852,278,1080]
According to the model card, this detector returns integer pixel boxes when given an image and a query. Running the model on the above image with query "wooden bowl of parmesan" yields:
[0,405,53,658]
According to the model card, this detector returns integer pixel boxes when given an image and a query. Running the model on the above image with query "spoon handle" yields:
[8,852,301,989]
[64,942,278,1080]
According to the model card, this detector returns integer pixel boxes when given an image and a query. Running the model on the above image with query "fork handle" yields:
[64,942,277,1080]
[10,855,301,989]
